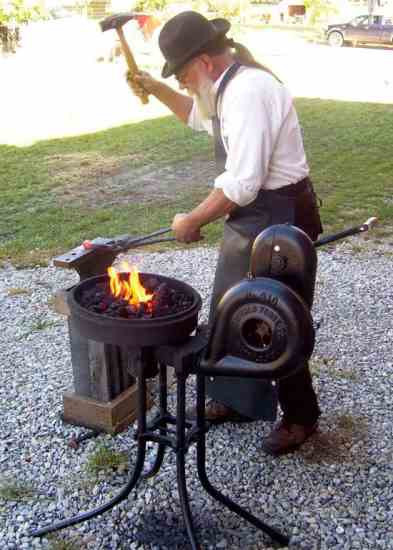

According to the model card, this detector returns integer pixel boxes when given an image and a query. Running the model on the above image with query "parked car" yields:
[325,14,393,47]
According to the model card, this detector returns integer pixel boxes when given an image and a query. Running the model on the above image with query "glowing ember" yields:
[107,262,153,308]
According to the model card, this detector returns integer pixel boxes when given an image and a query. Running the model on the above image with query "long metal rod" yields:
[314,216,377,248]
[176,371,200,550]
[195,374,290,547]
[30,361,149,538]
[82,228,173,253]
[122,227,172,249]
[131,236,176,249]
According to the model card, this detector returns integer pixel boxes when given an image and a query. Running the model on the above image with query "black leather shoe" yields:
[186,400,253,425]
[262,419,318,456]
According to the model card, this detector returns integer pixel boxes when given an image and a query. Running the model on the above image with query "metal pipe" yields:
[143,364,170,476]
[176,371,200,550]
[314,216,377,248]
[195,373,289,546]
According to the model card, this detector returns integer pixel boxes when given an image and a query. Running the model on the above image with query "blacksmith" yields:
[127,11,322,456]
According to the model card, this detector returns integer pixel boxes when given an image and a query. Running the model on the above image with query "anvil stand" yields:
[31,333,290,549]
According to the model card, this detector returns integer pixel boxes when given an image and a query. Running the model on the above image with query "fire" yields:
[107,262,153,308]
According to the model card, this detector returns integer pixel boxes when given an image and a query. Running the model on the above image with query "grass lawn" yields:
[0,98,392,268]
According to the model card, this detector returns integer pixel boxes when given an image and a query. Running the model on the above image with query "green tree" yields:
[206,0,250,18]
[0,0,45,25]
[304,0,337,25]
[134,0,169,11]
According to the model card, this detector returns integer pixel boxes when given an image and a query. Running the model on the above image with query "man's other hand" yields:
[171,213,202,243]
[126,70,158,98]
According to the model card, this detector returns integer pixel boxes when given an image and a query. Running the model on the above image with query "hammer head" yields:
[100,12,136,32]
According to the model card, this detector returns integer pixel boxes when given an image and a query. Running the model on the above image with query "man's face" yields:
[175,57,205,94]
[175,56,215,118]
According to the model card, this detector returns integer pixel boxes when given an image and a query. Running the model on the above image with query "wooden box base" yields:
[63,384,146,434]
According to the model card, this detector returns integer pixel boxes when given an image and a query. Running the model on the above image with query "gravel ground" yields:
[1,241,393,550]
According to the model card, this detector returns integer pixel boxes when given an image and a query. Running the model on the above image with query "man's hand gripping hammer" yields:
[99,12,149,104]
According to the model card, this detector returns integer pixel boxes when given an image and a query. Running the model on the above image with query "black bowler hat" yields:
[159,11,231,78]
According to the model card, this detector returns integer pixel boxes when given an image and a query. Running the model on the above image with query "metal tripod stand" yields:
[31,336,290,549]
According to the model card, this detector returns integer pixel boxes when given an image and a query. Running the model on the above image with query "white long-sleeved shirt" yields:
[187,66,309,207]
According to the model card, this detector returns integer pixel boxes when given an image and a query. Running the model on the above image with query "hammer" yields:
[100,12,149,105]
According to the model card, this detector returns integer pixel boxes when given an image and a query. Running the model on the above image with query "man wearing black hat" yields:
[127,11,323,456]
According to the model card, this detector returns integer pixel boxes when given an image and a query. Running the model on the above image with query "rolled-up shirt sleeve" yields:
[214,79,289,206]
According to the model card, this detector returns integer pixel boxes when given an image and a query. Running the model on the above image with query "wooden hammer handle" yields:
[116,26,149,105]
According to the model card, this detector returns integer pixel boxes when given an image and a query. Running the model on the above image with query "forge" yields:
[36,218,376,548]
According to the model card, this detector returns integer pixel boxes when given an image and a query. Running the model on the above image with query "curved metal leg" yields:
[31,441,147,537]
[195,374,290,548]
[31,362,149,538]
[143,362,167,479]
[176,372,200,550]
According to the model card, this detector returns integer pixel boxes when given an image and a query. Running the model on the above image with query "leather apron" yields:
[206,64,322,420]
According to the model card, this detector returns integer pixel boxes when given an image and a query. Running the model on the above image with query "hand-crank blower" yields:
[201,217,378,383]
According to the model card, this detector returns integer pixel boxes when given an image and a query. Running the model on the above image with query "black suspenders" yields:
[211,62,241,174]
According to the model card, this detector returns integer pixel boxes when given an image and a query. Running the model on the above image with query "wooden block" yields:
[63,384,151,434]
[52,289,71,316]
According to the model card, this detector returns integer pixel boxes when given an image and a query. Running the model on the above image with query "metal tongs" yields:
[82,227,175,254]
[81,216,378,254]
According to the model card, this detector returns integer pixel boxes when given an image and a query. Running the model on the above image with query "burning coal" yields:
[78,263,194,320]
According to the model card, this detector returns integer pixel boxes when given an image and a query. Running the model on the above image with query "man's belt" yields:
[273,176,311,197]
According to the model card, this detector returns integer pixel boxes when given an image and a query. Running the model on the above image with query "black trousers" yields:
[206,179,322,425]
[278,358,319,425]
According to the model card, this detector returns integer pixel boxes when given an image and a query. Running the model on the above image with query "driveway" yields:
[246,28,393,103]
[1,21,392,146]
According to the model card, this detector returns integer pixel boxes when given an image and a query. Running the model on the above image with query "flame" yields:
[107,262,153,308]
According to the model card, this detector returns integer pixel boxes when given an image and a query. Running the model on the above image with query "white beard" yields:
[191,76,216,120]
